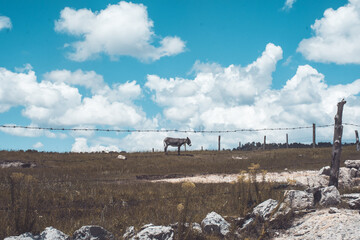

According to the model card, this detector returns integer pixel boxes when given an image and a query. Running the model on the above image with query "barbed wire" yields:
[0,123,342,134]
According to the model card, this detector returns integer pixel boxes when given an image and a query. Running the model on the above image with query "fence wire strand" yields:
[0,123,340,134]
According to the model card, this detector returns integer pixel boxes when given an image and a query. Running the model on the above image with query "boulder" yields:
[72,225,114,240]
[5,227,68,240]
[344,160,360,169]
[4,233,39,240]
[318,166,331,176]
[320,186,341,207]
[339,167,353,186]
[134,224,174,240]
[252,199,279,220]
[117,155,127,160]
[201,211,230,237]
[40,227,69,240]
[283,190,314,210]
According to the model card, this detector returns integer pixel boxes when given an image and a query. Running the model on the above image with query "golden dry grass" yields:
[0,146,359,239]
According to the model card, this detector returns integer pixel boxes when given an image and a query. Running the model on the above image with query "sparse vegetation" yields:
[0,146,359,239]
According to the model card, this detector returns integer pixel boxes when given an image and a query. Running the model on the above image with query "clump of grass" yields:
[5,172,40,236]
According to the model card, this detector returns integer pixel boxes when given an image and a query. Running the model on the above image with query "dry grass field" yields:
[0,146,359,239]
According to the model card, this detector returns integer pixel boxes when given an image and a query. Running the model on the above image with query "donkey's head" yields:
[186,137,192,146]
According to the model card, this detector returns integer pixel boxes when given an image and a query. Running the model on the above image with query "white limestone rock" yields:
[344,160,360,169]
[252,199,279,220]
[201,211,230,237]
[40,227,69,240]
[133,224,174,240]
[117,155,127,160]
[4,233,39,240]
[320,186,341,207]
[72,225,114,240]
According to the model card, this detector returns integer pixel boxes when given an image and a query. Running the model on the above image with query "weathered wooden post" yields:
[313,123,316,148]
[152,148,154,153]
[329,99,346,188]
[286,133,289,148]
[355,130,359,151]
[218,136,221,151]
[201,146,203,151]
[263,136,266,150]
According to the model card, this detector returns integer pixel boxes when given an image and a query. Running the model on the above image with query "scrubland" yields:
[0,146,359,239]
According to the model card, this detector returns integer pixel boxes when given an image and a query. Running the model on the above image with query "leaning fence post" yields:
[286,133,289,148]
[313,123,316,148]
[329,99,346,188]
[355,130,359,151]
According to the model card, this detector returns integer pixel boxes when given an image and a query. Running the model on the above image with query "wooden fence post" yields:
[355,130,359,151]
[263,136,266,150]
[286,133,289,148]
[152,148,154,153]
[329,99,346,188]
[313,123,316,148]
[218,136,221,151]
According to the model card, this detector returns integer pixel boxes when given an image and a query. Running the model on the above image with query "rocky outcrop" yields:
[123,224,174,240]
[5,227,69,240]
[72,225,114,240]
[274,208,360,240]
[201,211,230,237]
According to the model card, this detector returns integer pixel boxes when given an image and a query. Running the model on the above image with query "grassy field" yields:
[0,146,359,239]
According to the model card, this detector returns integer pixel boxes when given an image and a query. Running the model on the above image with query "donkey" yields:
[164,137,192,155]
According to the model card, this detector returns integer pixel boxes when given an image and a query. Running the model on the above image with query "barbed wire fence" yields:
[0,122,359,151]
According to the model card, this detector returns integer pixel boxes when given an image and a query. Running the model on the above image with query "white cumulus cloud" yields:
[0,66,147,129]
[145,43,360,149]
[0,16,12,31]
[146,43,283,128]
[298,0,360,64]
[55,1,185,62]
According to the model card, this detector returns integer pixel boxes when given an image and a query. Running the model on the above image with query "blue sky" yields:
[1,0,360,152]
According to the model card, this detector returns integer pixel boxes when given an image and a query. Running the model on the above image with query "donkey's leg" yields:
[178,146,180,155]
[164,145,168,155]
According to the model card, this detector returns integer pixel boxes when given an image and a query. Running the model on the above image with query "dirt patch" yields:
[151,170,324,186]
